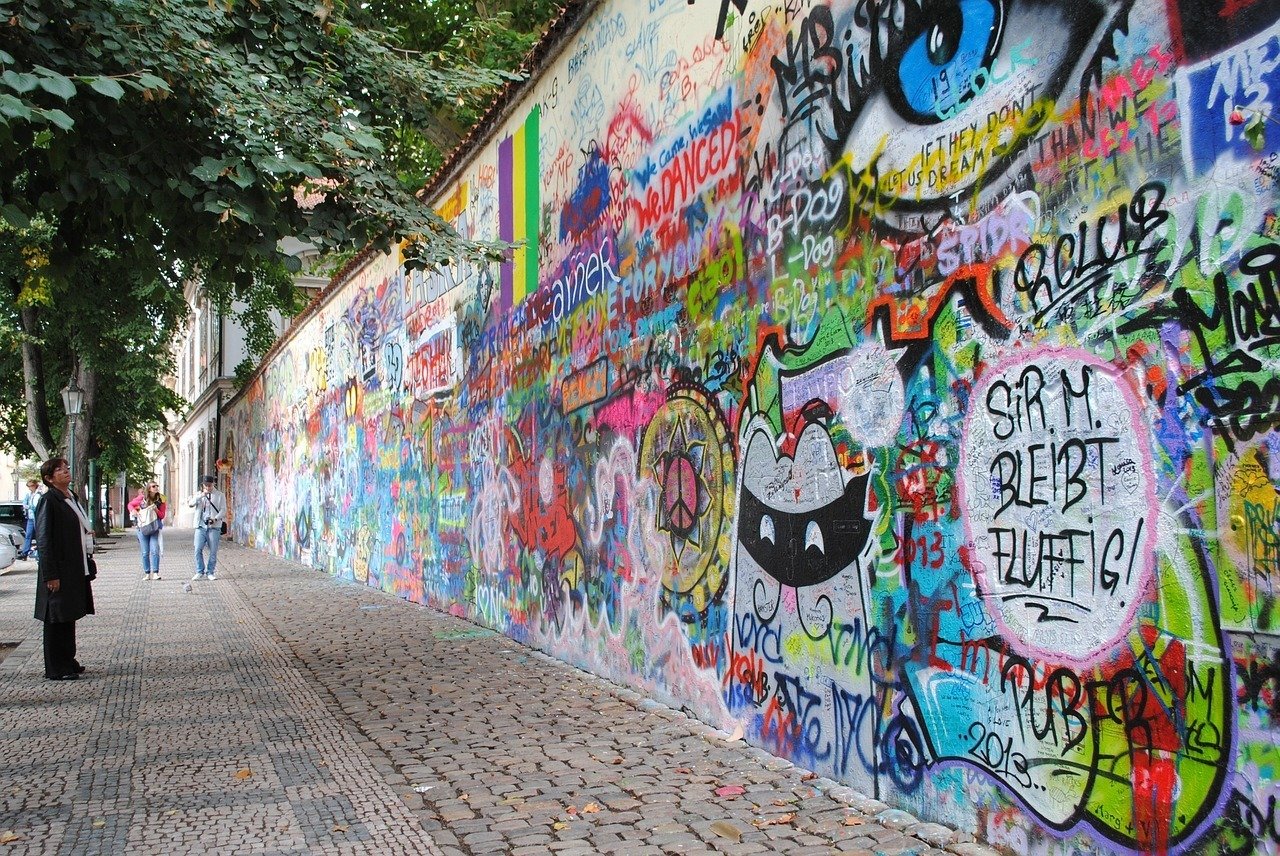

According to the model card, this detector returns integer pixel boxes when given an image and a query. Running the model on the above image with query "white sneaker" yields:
[207,574,217,581]
[192,573,203,581]
[153,573,161,580]
[144,573,153,581]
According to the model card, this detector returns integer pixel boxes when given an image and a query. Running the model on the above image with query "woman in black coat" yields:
[33,457,94,681]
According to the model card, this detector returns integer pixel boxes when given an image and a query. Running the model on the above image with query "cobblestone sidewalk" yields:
[0,535,995,856]
[0,534,440,855]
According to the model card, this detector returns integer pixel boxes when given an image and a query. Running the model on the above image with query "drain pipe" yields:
[214,309,225,460]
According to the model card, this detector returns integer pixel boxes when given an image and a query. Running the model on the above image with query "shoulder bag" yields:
[136,504,160,536]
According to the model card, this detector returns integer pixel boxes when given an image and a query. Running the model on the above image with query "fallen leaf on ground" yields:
[725,722,744,743]
[674,767,692,774]
[0,830,20,844]
[234,769,253,780]
[800,772,817,781]
[460,793,469,802]
[843,816,865,826]
[332,824,349,833]
[91,820,105,829]
[714,785,746,798]
[709,820,742,842]
[552,821,568,831]
[583,803,600,813]
[751,812,796,828]
[565,805,578,815]
[611,758,624,765]
[772,799,792,806]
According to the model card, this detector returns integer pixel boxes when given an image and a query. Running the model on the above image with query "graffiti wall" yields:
[225,0,1280,850]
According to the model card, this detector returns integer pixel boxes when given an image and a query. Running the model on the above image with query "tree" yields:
[0,0,521,269]
[0,0,535,486]
[347,0,565,188]
[0,221,187,491]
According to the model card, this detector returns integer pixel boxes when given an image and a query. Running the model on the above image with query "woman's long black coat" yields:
[33,490,94,623]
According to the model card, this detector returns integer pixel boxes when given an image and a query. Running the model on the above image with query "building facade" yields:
[155,239,325,525]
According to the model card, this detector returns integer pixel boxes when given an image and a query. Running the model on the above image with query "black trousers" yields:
[42,621,76,677]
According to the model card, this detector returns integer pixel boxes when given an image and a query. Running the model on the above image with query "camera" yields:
[204,518,215,526]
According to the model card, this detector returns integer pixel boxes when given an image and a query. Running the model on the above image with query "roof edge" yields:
[224,0,600,413]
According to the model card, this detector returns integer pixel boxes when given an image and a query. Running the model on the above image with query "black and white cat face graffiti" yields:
[733,319,905,632]
[737,418,873,589]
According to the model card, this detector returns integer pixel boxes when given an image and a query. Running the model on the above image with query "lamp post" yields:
[60,377,84,496]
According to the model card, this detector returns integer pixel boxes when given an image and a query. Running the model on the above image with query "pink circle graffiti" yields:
[957,346,1159,666]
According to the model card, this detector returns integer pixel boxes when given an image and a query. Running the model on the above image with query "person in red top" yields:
[127,482,167,580]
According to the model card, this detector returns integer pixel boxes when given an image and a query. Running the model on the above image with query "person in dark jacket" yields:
[33,457,95,681]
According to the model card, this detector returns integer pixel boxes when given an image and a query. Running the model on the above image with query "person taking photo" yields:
[188,475,226,581]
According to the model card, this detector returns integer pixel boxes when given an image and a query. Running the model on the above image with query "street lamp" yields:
[61,376,83,493]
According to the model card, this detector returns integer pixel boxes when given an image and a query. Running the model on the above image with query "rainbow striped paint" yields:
[498,106,541,311]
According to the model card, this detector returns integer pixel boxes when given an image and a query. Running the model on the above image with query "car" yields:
[0,500,25,528]
[0,501,24,536]
[0,501,21,567]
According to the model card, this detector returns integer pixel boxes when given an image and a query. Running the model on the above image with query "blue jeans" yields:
[20,518,34,558]
[136,529,161,574]
[194,527,221,576]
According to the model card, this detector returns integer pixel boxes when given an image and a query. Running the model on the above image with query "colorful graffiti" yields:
[226,0,1280,851]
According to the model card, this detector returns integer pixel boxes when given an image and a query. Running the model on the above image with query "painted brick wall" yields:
[224,0,1280,850]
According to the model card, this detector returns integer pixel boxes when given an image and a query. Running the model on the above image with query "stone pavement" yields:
[0,532,997,856]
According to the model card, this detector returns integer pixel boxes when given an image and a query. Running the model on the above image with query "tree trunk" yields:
[68,363,96,503]
[17,305,55,461]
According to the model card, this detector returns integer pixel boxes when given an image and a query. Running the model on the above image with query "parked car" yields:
[0,501,21,568]
[0,501,24,539]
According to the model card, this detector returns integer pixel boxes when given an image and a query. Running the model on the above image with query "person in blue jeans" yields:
[19,478,41,559]
[127,482,166,579]
[188,475,226,581]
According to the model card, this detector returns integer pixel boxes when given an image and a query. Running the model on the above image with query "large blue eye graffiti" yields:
[886,0,1005,124]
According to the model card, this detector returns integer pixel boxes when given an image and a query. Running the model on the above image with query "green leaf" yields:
[226,165,255,190]
[0,203,29,228]
[229,203,256,224]
[260,153,325,178]
[0,50,13,65]
[1244,115,1268,151]
[41,109,74,130]
[348,129,384,153]
[2,70,38,93]
[192,157,231,183]
[35,71,76,100]
[320,130,349,151]
[136,73,170,92]
[87,77,126,100]
[0,93,32,120]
